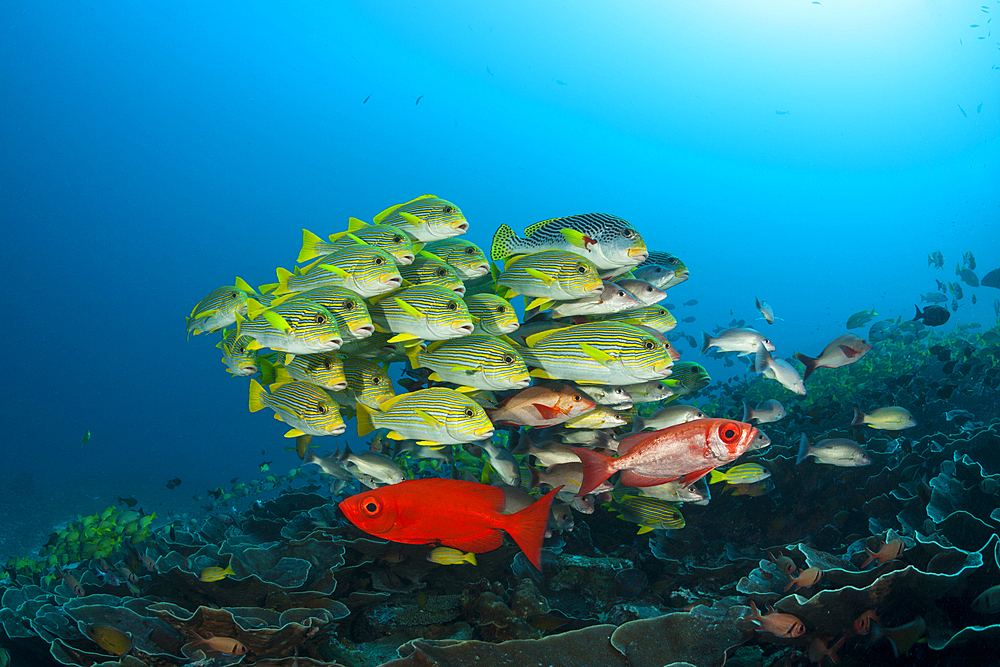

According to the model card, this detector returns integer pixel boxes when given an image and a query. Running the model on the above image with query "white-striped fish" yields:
[614,279,667,308]
[277,245,402,298]
[465,294,520,335]
[356,387,495,445]
[422,239,490,280]
[514,322,673,385]
[427,546,477,565]
[490,213,648,273]
[284,352,347,391]
[399,253,466,295]
[497,250,603,310]
[368,284,474,344]
[374,195,469,242]
[298,221,416,265]
[186,278,255,336]
[577,384,633,409]
[237,300,343,355]
[268,286,375,341]
[406,335,530,391]
[217,329,259,376]
[248,379,345,437]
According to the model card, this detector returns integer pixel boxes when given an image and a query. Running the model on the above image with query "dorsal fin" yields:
[523,218,556,237]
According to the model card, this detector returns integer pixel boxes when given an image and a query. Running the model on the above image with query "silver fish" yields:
[701,328,774,356]
[742,399,786,424]
[632,404,707,432]
[549,281,640,317]
[796,434,870,467]
[754,342,806,395]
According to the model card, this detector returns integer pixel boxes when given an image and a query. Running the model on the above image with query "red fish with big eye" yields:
[339,479,560,569]
[571,419,760,496]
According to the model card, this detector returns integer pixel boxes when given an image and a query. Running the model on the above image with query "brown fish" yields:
[784,566,823,591]
[794,333,872,381]
[744,600,806,637]
[486,384,596,427]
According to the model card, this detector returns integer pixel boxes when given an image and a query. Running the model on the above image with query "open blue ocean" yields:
[1,1,998,665]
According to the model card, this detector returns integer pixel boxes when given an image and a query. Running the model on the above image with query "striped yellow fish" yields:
[708,463,771,485]
[399,253,466,295]
[216,328,259,376]
[268,286,375,341]
[514,321,673,385]
[368,284,474,344]
[611,494,685,533]
[374,195,469,242]
[422,239,490,280]
[276,244,402,298]
[186,278,255,336]
[337,331,409,361]
[465,294,520,335]
[248,379,346,437]
[298,220,416,265]
[236,300,343,355]
[662,362,711,401]
[427,546,477,566]
[603,305,677,333]
[356,387,494,445]
[497,250,604,310]
[561,406,626,429]
[283,352,347,391]
[405,335,530,391]
[342,357,396,409]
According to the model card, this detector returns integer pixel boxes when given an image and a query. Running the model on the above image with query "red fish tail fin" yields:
[744,599,763,624]
[570,446,616,497]
[860,547,877,569]
[828,636,845,664]
[794,352,817,381]
[784,572,797,592]
[504,486,560,570]
[851,407,866,426]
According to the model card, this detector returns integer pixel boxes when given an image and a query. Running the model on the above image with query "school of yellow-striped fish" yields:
[187,193,738,544]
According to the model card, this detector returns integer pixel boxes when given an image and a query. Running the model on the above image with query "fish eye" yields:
[314,314,327,324]
[621,229,634,239]
[362,497,381,515]
[374,256,385,265]
[343,299,355,310]
[392,234,403,243]
[719,423,741,444]
[465,247,476,254]
[503,355,514,364]
[323,359,332,369]
[644,340,656,350]
[371,376,381,385]
[231,291,239,298]
[496,306,506,313]
[446,301,458,311]
[576,265,588,274]
[617,291,626,297]
[316,402,327,414]
[435,268,448,277]
[442,206,455,214]
[573,394,582,401]
[464,408,475,418]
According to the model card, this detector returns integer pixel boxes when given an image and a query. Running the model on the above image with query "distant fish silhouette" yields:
[812,1,821,4]
[416,95,424,105]
[775,110,790,115]
[486,65,494,76]
[978,102,983,113]
[555,80,567,85]
[958,104,967,118]
[363,94,371,104]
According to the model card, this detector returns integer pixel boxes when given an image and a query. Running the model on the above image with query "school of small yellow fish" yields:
[185,194,898,563]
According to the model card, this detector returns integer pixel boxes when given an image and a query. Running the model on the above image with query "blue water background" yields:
[1,1,997,491]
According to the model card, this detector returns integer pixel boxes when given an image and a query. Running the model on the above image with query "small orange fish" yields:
[861,538,905,568]
[768,551,797,576]
[55,566,85,597]
[785,566,823,592]
[744,600,806,638]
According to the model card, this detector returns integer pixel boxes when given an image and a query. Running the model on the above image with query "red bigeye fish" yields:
[339,479,560,570]
[794,333,872,381]
[861,538,905,568]
[571,419,761,497]
[744,600,806,638]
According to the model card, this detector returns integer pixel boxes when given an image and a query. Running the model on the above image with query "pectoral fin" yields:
[318,263,350,278]
[579,342,614,366]
[526,297,555,311]
[525,268,555,286]
[560,228,596,250]
[415,409,444,428]
[395,298,425,320]
[262,310,293,333]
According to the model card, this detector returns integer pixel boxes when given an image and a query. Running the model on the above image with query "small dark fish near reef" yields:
[912,304,949,326]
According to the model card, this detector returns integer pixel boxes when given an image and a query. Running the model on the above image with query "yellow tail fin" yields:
[298,229,325,263]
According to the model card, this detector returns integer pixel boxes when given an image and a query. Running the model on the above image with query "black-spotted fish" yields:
[406,335,530,391]
[399,253,466,295]
[217,329,260,376]
[249,378,346,437]
[367,284,474,344]
[374,195,469,242]
[237,300,343,354]
[186,278,256,336]
[465,294,520,335]
[268,286,375,341]
[422,239,491,280]
[298,221,416,265]
[514,321,673,385]
[497,250,604,310]
[635,251,690,288]
[491,213,647,274]
[277,245,402,298]
[356,387,495,445]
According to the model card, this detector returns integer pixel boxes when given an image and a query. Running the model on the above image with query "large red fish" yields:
[572,418,762,496]
[339,479,559,569]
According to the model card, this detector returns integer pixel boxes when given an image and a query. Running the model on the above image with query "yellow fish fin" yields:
[356,402,375,437]
[262,310,293,333]
[411,242,424,254]
[415,409,444,428]
[191,307,219,320]
[455,386,479,393]
[234,276,256,294]
[449,365,479,374]
[525,329,558,348]
[396,211,429,229]
[275,267,294,294]
[529,369,558,379]
[389,332,421,344]
[283,353,295,366]
[376,394,404,411]
[317,263,350,278]
[298,229,324,263]
[394,298,425,320]
[425,340,447,353]
[273,412,284,421]
[372,322,389,333]
[272,367,294,385]
[347,216,370,232]
[245,339,262,351]
[386,430,406,440]
[327,231,369,246]
[579,342,614,366]
[257,281,278,294]
[373,204,404,224]
[428,372,443,382]
[405,345,423,369]
[417,441,445,448]
[248,380,266,412]
[246,298,267,320]
[523,218,554,237]
[637,525,654,535]
[284,429,305,438]
[708,469,726,484]
[418,250,444,262]
[524,268,555,286]
[526,297,554,311]
[560,228,592,249]
[465,552,477,565]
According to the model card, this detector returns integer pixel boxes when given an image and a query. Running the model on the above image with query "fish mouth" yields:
[240,364,258,374]
[628,248,649,262]
[453,222,469,234]
[468,264,490,278]
[352,324,376,338]
[654,358,672,373]
[452,284,467,296]
[455,323,475,335]
[398,254,415,266]
[587,284,604,295]
[512,377,531,388]
[383,276,403,288]
[474,426,495,438]
[328,381,348,392]
[329,425,347,436]
[327,338,344,349]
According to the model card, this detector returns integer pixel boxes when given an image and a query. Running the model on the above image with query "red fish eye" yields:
[436,268,448,277]
[375,257,385,265]
[392,235,403,243]
[719,423,741,444]
[442,206,455,214]
[315,315,326,324]
[362,498,381,515]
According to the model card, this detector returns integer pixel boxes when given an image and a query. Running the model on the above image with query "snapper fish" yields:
[632,404,706,432]
[549,281,640,317]
[186,278,256,336]
[497,250,604,310]
[356,387,494,445]
[794,333,872,380]
[614,279,667,308]
[513,321,674,386]
[490,213,648,275]
[635,251,689,288]
[267,286,375,341]
[577,384,633,409]
[422,239,490,280]
[249,378,346,437]
[486,384,596,428]
[742,399,785,424]
[754,342,805,395]
[367,284,474,344]
[373,195,469,242]
[298,222,416,265]
[399,253,467,295]
[701,328,774,356]
[846,308,877,329]
[236,300,343,355]
[339,479,558,569]
[755,297,775,324]
[465,294,520,335]
[217,329,259,376]
[852,406,916,430]
[631,263,675,290]
[796,434,871,466]
[339,449,405,486]
[276,244,402,298]
[405,335,531,391]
